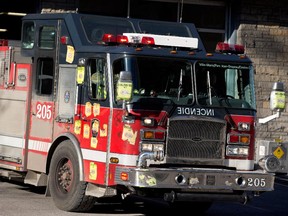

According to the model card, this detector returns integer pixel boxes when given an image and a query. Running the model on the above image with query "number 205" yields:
[36,103,52,120]
[247,178,266,187]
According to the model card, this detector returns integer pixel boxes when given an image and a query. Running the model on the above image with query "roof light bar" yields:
[102,34,117,43]
[116,35,129,43]
[123,33,198,49]
[216,42,245,54]
[141,36,155,45]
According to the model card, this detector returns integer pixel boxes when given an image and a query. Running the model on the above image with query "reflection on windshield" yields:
[196,62,255,109]
[113,57,193,105]
[113,57,255,109]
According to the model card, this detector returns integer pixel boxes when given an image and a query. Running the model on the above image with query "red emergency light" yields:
[141,36,155,45]
[215,42,244,54]
[102,33,155,46]
[101,34,129,43]
[60,36,69,45]
[102,34,117,43]
[102,34,129,44]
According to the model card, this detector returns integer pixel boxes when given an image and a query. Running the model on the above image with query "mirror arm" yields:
[258,111,281,124]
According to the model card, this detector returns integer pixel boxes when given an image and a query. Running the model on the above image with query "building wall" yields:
[236,0,288,141]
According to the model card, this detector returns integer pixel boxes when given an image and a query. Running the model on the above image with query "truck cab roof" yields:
[21,13,251,64]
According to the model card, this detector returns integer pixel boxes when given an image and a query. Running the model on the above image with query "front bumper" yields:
[115,167,275,192]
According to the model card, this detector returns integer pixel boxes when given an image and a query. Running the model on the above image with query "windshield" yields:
[195,62,256,109]
[113,57,193,105]
[112,57,255,109]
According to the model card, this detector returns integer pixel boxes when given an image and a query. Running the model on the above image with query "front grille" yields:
[166,116,226,164]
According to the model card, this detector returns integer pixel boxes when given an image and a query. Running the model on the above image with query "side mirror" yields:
[270,82,285,112]
[259,82,285,124]
[76,66,85,85]
[116,71,133,102]
[76,58,86,85]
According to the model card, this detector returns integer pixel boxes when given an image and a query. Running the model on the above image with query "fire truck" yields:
[0,13,284,212]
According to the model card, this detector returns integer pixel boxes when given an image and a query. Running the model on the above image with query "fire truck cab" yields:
[0,13,282,212]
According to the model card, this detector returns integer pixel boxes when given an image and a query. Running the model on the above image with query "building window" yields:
[128,0,226,52]
[181,3,226,52]
[130,0,178,21]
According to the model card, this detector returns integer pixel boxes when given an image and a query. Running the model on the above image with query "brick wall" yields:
[237,0,288,141]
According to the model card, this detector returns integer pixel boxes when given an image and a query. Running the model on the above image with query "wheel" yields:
[48,140,96,212]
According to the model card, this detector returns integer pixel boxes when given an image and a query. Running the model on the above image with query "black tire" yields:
[48,140,96,212]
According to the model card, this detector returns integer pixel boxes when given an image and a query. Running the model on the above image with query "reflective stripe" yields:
[81,148,137,166]
[0,135,24,148]
[0,135,137,166]
[28,140,51,152]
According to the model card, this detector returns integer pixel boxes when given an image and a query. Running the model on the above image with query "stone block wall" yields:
[237,0,288,141]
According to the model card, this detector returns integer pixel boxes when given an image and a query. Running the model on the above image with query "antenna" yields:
[179,0,184,23]
[127,0,130,18]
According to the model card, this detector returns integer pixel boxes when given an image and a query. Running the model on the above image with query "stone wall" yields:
[237,0,288,141]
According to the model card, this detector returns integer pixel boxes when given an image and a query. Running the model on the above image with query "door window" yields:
[88,58,107,100]
[36,58,54,95]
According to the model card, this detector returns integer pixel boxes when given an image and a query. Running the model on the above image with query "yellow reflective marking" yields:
[273,146,284,159]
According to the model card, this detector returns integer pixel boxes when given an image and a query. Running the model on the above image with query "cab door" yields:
[80,57,111,185]
[27,20,59,172]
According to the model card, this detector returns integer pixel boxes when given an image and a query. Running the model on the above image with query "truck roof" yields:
[22,13,252,64]
[23,13,203,48]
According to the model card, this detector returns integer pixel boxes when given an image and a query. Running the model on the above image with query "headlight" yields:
[141,117,155,126]
[141,143,164,152]
[238,122,250,131]
[141,143,153,152]
[226,145,249,156]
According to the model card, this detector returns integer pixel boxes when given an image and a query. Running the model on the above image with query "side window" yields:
[22,22,35,49]
[89,58,107,100]
[36,58,54,95]
[39,26,56,49]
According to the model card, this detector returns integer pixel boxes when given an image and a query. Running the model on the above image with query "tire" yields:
[48,140,96,212]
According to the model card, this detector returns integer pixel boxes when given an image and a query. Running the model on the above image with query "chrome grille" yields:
[166,116,226,164]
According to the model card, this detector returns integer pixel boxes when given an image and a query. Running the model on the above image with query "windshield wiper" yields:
[177,69,183,101]
[207,70,212,105]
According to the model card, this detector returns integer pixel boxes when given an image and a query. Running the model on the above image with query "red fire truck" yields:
[0,13,283,212]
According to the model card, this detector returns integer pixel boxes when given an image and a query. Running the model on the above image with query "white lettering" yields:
[177,107,214,116]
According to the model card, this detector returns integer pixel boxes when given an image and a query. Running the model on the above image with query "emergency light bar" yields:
[215,42,245,54]
[123,33,198,49]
